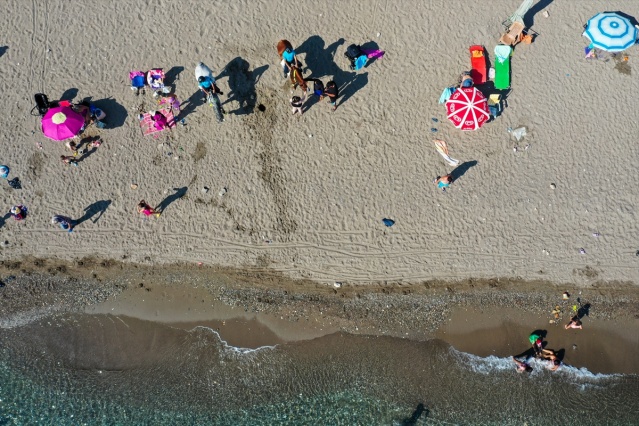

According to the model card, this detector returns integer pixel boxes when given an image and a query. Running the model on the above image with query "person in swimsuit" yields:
[565,316,583,330]
[433,175,453,191]
[137,200,160,217]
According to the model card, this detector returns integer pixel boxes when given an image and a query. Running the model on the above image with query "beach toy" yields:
[0,165,8,178]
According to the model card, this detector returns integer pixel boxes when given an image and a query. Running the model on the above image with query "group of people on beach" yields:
[512,309,585,373]
[279,39,340,114]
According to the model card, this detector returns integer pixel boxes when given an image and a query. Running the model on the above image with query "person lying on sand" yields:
[565,316,583,330]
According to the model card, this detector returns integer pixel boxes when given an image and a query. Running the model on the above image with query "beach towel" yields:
[438,87,454,104]
[354,55,368,70]
[139,109,175,136]
[469,45,487,84]
[361,48,385,60]
[494,45,512,90]
[433,139,460,167]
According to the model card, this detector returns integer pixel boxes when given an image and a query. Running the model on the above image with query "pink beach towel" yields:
[140,109,175,136]
[361,48,385,60]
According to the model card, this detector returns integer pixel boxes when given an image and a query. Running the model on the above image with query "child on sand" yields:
[137,200,160,217]
[290,93,306,115]
[160,93,181,117]
[66,141,78,156]
[61,155,78,167]
[433,175,453,191]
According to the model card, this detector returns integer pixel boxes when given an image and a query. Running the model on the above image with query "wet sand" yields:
[1,258,638,374]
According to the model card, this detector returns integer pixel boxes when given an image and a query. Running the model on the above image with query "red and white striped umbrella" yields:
[445,87,490,131]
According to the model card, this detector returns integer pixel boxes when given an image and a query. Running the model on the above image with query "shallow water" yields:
[0,314,637,425]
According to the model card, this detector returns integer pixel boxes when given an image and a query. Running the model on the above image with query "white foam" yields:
[187,325,278,355]
[450,347,625,382]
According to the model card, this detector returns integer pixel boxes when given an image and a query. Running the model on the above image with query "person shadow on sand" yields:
[156,187,187,214]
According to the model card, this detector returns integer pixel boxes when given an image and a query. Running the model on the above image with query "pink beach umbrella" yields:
[445,87,490,131]
[41,106,84,140]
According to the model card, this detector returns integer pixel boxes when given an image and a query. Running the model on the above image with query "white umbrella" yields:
[584,12,638,52]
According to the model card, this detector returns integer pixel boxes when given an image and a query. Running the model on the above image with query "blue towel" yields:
[439,87,453,104]
[354,55,368,70]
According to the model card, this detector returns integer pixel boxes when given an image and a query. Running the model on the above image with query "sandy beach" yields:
[0,0,638,286]
[1,1,639,422]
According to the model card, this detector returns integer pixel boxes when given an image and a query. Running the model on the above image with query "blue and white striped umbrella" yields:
[584,12,637,52]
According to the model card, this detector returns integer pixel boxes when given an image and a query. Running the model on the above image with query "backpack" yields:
[34,93,50,116]
[345,44,363,60]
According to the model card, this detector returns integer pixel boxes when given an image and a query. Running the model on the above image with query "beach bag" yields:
[34,93,50,116]
[345,44,363,60]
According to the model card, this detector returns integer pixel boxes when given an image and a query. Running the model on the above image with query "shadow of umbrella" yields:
[84,97,128,129]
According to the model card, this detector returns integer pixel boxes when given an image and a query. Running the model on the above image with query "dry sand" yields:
[1,0,639,287]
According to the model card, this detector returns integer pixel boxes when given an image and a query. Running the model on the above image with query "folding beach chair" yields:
[488,94,502,117]
[469,45,487,84]
[494,45,512,90]
[499,0,537,46]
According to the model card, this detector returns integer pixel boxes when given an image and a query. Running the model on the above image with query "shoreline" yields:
[2,256,638,375]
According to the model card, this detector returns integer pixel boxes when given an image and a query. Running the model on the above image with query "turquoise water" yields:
[1,314,638,425]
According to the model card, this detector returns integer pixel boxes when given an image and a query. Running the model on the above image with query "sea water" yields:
[0,314,637,425]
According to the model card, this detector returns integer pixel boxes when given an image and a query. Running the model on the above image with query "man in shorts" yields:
[324,81,338,111]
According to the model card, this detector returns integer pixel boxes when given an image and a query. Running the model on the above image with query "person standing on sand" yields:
[305,78,325,99]
[52,215,75,232]
[324,81,338,111]
[290,93,306,116]
[433,174,453,192]
[137,200,160,217]
[277,40,301,78]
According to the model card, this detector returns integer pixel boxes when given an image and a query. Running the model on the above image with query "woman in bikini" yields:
[137,200,160,217]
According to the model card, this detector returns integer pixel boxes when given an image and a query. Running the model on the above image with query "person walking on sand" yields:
[137,200,160,217]
[290,93,306,116]
[52,215,75,232]
[324,80,338,111]
[565,316,583,330]
[433,174,453,192]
